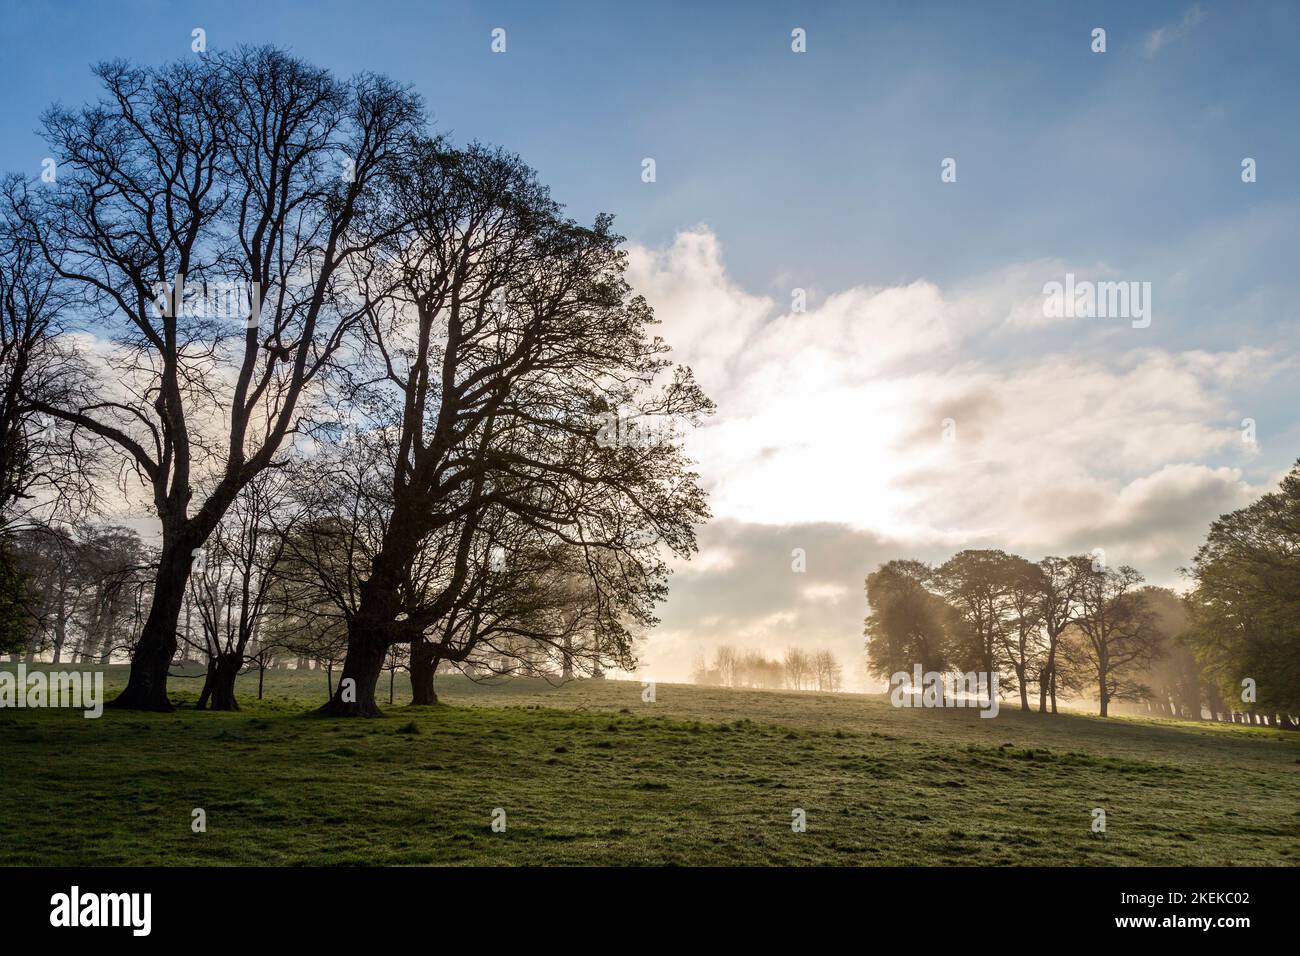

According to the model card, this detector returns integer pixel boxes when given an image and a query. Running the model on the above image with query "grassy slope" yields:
[1,665,1296,865]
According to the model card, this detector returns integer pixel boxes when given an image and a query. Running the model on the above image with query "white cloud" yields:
[1145,5,1207,57]
[625,227,1278,682]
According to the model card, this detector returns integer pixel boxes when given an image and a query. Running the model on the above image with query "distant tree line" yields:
[692,645,844,693]
[2,523,151,664]
[865,461,1300,727]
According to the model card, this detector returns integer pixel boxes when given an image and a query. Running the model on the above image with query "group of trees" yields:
[0,46,711,714]
[3,44,1295,727]
[866,463,1300,727]
[692,645,844,693]
[4,524,150,664]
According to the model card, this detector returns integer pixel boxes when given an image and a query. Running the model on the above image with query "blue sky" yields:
[3,1,1297,294]
[3,1,1297,681]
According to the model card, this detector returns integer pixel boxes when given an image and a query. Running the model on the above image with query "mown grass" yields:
[1,664,1296,865]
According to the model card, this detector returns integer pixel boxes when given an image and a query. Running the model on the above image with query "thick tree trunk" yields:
[409,639,440,705]
[1099,687,1109,718]
[318,627,387,717]
[197,653,241,711]
[109,548,192,712]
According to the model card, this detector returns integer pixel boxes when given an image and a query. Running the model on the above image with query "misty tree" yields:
[1131,587,1206,720]
[864,559,953,681]
[1034,555,1084,714]
[783,647,812,689]
[996,554,1047,711]
[812,649,843,692]
[1062,562,1160,718]
[67,525,151,664]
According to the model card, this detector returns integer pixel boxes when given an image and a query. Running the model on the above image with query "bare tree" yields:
[12,48,421,709]
[185,471,295,710]
[812,649,843,692]
[1064,562,1161,717]
[0,183,97,530]
[1035,555,1083,714]
[713,645,739,688]
[998,555,1047,711]
[315,139,711,715]
[783,647,812,690]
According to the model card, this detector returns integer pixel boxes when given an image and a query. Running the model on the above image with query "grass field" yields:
[1,664,1297,866]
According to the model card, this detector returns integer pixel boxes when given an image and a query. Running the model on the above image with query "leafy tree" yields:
[1186,461,1300,724]
[934,550,1017,680]
[864,560,953,680]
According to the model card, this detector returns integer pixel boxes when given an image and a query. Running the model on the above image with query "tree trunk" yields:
[51,592,68,664]
[318,627,387,717]
[196,659,215,710]
[409,639,440,705]
[109,547,192,712]
[198,653,241,711]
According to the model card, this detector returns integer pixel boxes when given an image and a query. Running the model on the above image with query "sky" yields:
[2,1,1298,688]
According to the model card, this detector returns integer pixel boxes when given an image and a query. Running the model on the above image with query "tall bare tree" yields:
[314,140,710,715]
[11,48,422,708]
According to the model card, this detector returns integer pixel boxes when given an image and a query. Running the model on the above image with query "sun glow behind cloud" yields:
[621,227,1286,687]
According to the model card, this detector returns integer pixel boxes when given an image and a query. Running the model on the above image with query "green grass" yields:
[1,664,1297,865]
